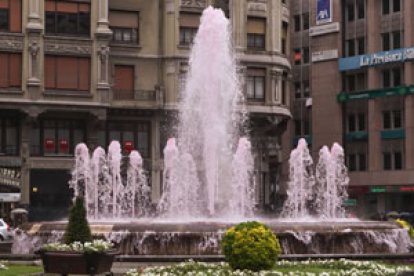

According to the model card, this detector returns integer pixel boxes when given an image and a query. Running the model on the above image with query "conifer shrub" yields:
[64,196,92,244]
[221,221,281,271]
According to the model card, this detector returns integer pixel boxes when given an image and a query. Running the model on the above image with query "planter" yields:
[38,250,118,275]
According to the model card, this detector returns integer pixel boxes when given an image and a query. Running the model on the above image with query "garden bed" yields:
[126,259,414,276]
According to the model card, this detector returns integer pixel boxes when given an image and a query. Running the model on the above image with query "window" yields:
[281,21,288,54]
[357,38,365,55]
[302,13,309,30]
[346,39,355,56]
[0,0,21,32]
[383,151,402,170]
[382,33,390,51]
[345,72,366,91]
[294,119,310,136]
[247,17,266,50]
[347,113,366,132]
[382,31,402,51]
[106,121,150,157]
[113,65,134,100]
[383,67,402,88]
[0,118,19,155]
[295,81,310,99]
[357,0,365,19]
[45,1,90,36]
[0,52,21,89]
[246,68,265,101]
[44,55,90,91]
[294,15,300,32]
[383,0,401,14]
[383,152,392,170]
[179,12,200,46]
[382,110,403,129]
[303,47,309,64]
[294,49,301,65]
[347,3,355,21]
[382,0,390,14]
[37,119,85,156]
[110,11,139,44]
[348,153,367,171]
[393,31,401,49]
[393,0,400,12]
[346,37,365,56]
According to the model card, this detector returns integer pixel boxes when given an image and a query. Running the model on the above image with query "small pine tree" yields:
[64,196,92,244]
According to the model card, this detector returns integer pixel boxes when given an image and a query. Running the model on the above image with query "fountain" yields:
[14,7,412,256]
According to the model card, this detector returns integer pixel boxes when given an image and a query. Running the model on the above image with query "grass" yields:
[0,264,43,276]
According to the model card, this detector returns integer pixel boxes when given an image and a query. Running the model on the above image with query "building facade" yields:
[0,0,291,220]
[286,0,414,219]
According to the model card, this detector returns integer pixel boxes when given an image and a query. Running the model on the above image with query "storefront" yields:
[29,170,72,221]
[0,161,22,223]
[348,185,414,219]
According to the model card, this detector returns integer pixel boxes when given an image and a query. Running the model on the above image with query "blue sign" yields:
[316,0,332,25]
[339,47,414,71]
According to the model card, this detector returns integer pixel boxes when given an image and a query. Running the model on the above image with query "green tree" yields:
[64,197,92,244]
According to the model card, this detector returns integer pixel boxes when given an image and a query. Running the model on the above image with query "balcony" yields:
[112,89,157,101]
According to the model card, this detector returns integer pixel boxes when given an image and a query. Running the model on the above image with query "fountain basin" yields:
[14,219,411,255]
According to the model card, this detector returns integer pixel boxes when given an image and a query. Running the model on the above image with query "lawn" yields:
[0,262,43,276]
[127,259,414,276]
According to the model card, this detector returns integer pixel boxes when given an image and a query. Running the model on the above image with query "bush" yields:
[396,219,414,240]
[64,196,92,244]
[221,221,281,271]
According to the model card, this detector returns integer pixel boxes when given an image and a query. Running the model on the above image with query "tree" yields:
[64,197,92,244]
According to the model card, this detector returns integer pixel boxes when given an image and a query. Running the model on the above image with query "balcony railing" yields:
[112,89,157,101]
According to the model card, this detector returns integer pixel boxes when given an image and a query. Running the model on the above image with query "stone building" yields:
[286,0,414,218]
[0,0,291,220]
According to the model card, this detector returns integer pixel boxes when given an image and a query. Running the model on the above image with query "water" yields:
[71,142,151,220]
[283,139,349,219]
[158,7,250,218]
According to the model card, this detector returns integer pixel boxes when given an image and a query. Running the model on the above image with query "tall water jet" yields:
[126,150,151,217]
[91,146,107,219]
[108,141,122,218]
[229,137,255,217]
[69,143,91,210]
[315,144,349,219]
[159,7,248,218]
[282,138,315,218]
[328,143,349,218]
[158,138,202,218]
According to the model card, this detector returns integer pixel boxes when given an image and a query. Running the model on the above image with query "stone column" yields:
[96,0,111,35]
[27,40,40,87]
[26,0,42,31]
[97,45,110,88]
[151,117,162,203]
[271,68,282,104]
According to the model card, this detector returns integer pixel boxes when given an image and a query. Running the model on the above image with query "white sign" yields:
[0,193,21,202]
[312,49,338,62]
[309,22,340,36]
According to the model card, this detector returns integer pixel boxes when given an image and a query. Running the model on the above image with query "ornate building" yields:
[0,0,291,220]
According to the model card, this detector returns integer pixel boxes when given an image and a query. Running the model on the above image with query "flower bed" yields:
[42,239,113,253]
[126,259,412,276]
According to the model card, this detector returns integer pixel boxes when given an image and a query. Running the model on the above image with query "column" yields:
[271,68,282,105]
[96,0,111,35]
[26,0,42,31]
[151,117,162,203]
[27,40,40,87]
[20,116,35,208]
[97,45,110,89]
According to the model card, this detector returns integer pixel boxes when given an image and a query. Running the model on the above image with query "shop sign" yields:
[0,167,21,188]
[312,49,338,62]
[0,193,20,202]
[339,47,414,71]
[343,199,357,206]
[316,0,332,25]
[370,187,386,193]
[309,22,339,36]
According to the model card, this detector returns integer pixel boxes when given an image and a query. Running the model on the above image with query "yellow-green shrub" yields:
[221,221,281,271]
[396,219,414,240]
